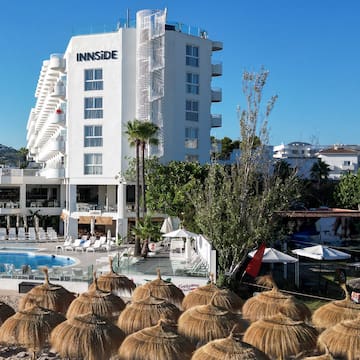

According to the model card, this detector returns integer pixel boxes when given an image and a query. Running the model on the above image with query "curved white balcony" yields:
[211,88,222,102]
[37,138,65,162]
[49,111,66,125]
[211,63,223,77]
[49,54,65,72]
[40,167,65,179]
[211,114,222,128]
[212,41,223,51]
[51,82,66,99]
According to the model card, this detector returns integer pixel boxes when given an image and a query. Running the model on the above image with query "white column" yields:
[116,183,127,241]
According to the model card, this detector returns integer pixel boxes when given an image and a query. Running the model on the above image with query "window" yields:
[185,154,199,162]
[186,73,199,94]
[185,127,199,149]
[84,126,103,147]
[186,45,199,67]
[186,100,199,121]
[84,97,103,119]
[84,69,103,91]
[84,153,102,175]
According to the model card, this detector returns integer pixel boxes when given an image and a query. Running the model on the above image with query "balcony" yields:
[212,41,223,51]
[211,88,222,102]
[49,111,65,126]
[51,81,66,99]
[211,63,223,77]
[49,54,65,72]
[39,167,65,179]
[211,114,222,128]
[37,138,65,162]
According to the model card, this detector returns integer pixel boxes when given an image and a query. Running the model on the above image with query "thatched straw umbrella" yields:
[117,293,182,335]
[118,318,195,360]
[132,268,184,308]
[89,256,136,297]
[0,305,65,359]
[317,317,360,359]
[242,276,311,322]
[178,295,248,346]
[312,284,360,330]
[66,272,125,323]
[192,326,270,360]
[51,311,125,360]
[182,274,243,313]
[243,313,318,360]
[0,302,15,325]
[18,267,76,314]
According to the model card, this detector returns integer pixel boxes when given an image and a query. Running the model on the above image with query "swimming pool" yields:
[0,252,76,269]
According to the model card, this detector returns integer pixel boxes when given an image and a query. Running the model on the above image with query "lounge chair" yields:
[75,239,92,252]
[65,238,82,251]
[56,237,73,252]
[86,239,104,252]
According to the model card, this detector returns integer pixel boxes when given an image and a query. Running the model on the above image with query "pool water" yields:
[0,252,75,269]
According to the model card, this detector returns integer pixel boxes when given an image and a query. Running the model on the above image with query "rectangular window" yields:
[186,73,199,94]
[84,125,103,147]
[185,127,199,149]
[84,153,102,175]
[84,69,103,91]
[186,100,199,121]
[185,154,199,162]
[186,45,199,67]
[84,97,103,119]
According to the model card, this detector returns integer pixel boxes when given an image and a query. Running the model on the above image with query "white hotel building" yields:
[21,9,223,239]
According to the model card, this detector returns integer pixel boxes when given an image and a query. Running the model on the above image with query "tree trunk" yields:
[141,142,146,217]
[134,141,141,256]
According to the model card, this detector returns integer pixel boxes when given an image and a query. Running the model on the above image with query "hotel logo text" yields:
[76,50,118,62]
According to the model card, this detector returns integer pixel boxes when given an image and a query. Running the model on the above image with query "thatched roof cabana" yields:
[117,294,182,335]
[312,285,360,331]
[242,276,311,322]
[89,256,136,297]
[317,317,360,359]
[18,267,76,314]
[0,305,65,359]
[191,327,269,360]
[182,274,243,312]
[132,268,185,309]
[178,296,248,346]
[118,319,194,360]
[66,273,125,323]
[51,312,125,360]
[243,313,318,360]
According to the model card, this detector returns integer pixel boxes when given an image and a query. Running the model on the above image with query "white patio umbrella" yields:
[90,216,95,236]
[248,247,298,264]
[160,217,173,234]
[292,245,351,261]
[162,228,198,261]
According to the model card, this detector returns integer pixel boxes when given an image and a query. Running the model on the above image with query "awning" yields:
[95,217,113,225]
[78,216,92,224]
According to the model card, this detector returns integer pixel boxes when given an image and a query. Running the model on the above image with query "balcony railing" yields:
[212,40,223,51]
[49,54,65,72]
[211,88,222,102]
[211,62,223,77]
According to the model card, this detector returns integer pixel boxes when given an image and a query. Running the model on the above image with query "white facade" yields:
[317,146,360,180]
[273,142,317,159]
[25,9,223,239]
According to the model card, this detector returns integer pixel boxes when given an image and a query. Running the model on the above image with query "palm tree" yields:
[125,120,142,256]
[311,158,331,189]
[137,122,159,215]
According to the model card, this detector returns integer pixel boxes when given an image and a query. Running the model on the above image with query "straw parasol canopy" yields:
[66,272,125,323]
[317,317,360,359]
[191,326,270,360]
[182,274,244,313]
[312,284,360,331]
[117,293,182,335]
[243,313,318,360]
[242,275,311,322]
[0,305,65,359]
[51,311,125,360]
[89,256,136,297]
[178,295,249,347]
[0,302,15,325]
[18,267,76,314]
[132,268,185,308]
[118,318,195,360]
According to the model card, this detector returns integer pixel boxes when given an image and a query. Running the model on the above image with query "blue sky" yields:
[1,0,359,149]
